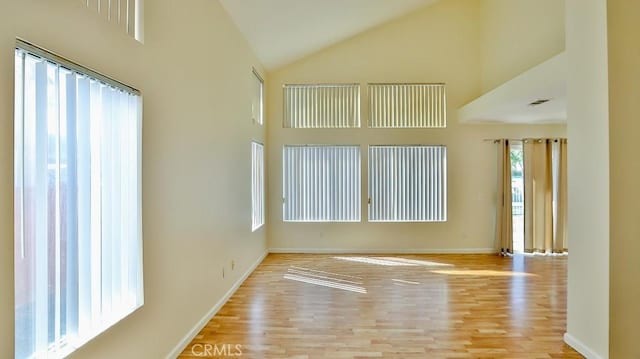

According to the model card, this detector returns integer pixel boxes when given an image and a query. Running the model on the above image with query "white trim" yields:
[165,251,268,359]
[268,248,498,254]
[564,333,605,359]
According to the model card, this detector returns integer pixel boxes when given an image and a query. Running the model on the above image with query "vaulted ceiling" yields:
[219,0,440,70]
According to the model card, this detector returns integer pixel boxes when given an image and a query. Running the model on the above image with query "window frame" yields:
[367,83,447,128]
[13,40,144,359]
[367,144,447,222]
[251,141,265,231]
[283,83,361,128]
[282,144,362,222]
[252,68,264,126]
[83,0,144,42]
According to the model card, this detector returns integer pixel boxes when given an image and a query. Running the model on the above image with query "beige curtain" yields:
[523,139,568,253]
[554,139,568,252]
[495,139,513,255]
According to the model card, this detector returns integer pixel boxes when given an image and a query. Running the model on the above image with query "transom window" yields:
[84,0,143,41]
[368,83,446,128]
[283,84,361,128]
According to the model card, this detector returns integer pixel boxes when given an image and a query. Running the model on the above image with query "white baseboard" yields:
[564,333,605,359]
[268,248,498,254]
[165,250,268,359]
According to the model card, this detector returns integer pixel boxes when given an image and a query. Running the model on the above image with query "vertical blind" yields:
[368,84,446,128]
[283,145,361,222]
[14,46,143,359]
[251,70,264,125]
[85,0,140,40]
[251,142,265,231]
[368,146,447,222]
[283,84,361,128]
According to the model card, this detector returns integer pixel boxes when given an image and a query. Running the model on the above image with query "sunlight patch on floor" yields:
[286,268,363,285]
[289,265,363,279]
[283,273,367,294]
[333,256,453,267]
[392,279,420,285]
[430,269,536,277]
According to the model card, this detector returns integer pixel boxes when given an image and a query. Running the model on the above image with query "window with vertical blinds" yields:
[368,83,446,128]
[84,0,142,41]
[283,145,361,222]
[368,146,447,222]
[251,142,265,231]
[251,70,264,125]
[14,44,143,359]
[283,84,361,128]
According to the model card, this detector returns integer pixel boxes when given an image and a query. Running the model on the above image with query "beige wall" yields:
[0,1,14,355]
[267,0,566,253]
[0,0,267,357]
[608,1,640,357]
[479,0,565,93]
[565,0,609,358]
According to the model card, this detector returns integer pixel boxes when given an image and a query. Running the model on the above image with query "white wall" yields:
[564,0,610,358]
[0,0,267,357]
[479,0,565,93]
[267,0,566,253]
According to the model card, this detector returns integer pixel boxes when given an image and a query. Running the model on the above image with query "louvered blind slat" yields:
[283,146,361,222]
[369,84,446,128]
[284,84,361,128]
[368,146,447,222]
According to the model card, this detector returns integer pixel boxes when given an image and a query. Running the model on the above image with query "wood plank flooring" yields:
[178,254,583,358]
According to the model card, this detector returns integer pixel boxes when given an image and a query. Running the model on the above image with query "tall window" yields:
[14,42,143,359]
[251,69,264,125]
[368,145,447,222]
[251,142,265,231]
[283,145,361,222]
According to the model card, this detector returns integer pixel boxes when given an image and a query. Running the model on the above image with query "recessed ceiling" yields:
[219,0,440,70]
[458,52,567,124]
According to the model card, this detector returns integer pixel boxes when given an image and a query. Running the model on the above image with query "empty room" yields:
[0,0,638,358]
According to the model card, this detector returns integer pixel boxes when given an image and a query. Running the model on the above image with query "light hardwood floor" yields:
[179,254,583,358]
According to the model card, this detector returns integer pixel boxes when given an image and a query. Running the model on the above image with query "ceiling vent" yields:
[529,98,552,106]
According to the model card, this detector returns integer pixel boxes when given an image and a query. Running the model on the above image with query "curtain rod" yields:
[16,38,140,96]
[483,138,567,143]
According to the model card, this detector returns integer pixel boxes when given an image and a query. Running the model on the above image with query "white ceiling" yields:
[458,52,567,124]
[219,0,440,70]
